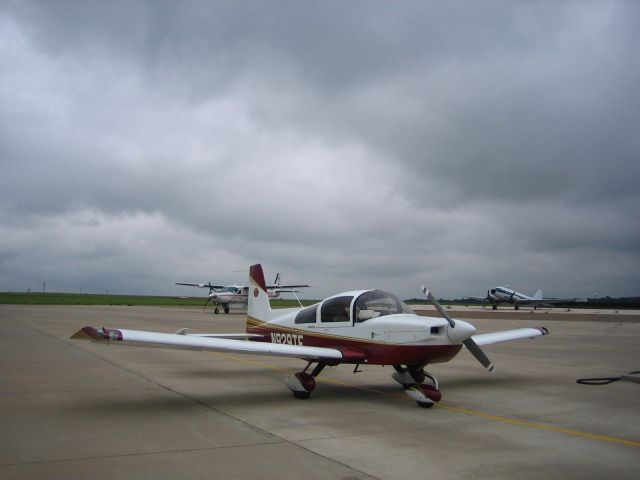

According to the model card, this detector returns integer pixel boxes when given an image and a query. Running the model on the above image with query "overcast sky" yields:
[1,1,639,300]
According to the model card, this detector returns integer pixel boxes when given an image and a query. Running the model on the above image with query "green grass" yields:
[0,292,206,307]
[0,292,319,308]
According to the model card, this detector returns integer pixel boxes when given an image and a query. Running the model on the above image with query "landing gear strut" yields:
[392,365,441,408]
[285,362,327,399]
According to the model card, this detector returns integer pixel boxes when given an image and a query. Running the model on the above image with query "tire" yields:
[293,391,311,399]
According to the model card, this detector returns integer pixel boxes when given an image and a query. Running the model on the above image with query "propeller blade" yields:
[463,338,495,372]
[203,296,215,311]
[421,286,455,327]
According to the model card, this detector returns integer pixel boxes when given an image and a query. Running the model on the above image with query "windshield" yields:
[354,290,414,322]
[217,287,241,293]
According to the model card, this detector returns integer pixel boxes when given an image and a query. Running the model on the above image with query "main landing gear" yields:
[213,306,230,314]
[285,362,327,399]
[392,365,442,408]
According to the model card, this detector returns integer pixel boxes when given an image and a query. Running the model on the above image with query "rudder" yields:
[248,264,272,326]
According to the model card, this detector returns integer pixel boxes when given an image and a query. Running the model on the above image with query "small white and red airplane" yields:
[176,273,312,313]
[72,264,549,408]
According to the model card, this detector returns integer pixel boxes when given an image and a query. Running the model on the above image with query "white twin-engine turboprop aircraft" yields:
[175,273,312,314]
[71,264,549,408]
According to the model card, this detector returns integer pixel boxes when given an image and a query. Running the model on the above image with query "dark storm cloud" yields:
[0,1,638,298]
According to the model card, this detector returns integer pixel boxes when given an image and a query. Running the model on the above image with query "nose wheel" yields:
[392,365,441,408]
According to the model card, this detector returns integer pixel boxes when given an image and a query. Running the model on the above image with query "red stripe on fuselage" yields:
[246,324,462,366]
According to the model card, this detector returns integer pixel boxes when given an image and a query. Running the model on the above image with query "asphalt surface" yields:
[1,304,639,479]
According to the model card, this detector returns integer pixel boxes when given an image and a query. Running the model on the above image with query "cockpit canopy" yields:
[353,290,415,322]
[294,290,415,325]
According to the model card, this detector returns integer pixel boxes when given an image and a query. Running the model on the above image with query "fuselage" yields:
[489,286,533,304]
[246,289,468,366]
[209,286,281,305]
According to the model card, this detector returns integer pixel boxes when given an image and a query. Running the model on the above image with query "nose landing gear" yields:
[392,365,441,408]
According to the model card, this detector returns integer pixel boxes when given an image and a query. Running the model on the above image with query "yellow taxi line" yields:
[207,351,640,448]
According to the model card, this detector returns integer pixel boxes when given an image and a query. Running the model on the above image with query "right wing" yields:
[71,326,345,361]
[471,327,549,346]
[266,284,313,289]
[522,298,577,305]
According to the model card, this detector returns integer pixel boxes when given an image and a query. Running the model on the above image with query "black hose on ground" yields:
[576,371,640,385]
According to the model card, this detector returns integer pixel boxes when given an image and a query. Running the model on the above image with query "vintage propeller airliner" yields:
[467,286,579,310]
[72,264,549,408]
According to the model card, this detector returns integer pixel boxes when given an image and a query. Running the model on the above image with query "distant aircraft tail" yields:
[533,290,543,300]
[247,264,275,327]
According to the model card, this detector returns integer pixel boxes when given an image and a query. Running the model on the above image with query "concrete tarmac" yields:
[1,305,639,479]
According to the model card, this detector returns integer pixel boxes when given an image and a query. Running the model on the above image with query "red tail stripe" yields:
[250,264,267,291]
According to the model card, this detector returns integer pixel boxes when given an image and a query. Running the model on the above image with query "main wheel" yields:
[293,391,311,399]
[214,307,219,314]
[417,401,434,408]
[224,306,230,314]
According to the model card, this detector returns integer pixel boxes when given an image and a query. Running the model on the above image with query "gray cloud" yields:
[1,1,639,299]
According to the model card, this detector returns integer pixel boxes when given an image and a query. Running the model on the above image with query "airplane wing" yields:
[71,326,344,361]
[521,298,577,305]
[266,284,313,289]
[464,296,489,302]
[471,327,549,346]
[175,282,226,289]
[174,329,261,339]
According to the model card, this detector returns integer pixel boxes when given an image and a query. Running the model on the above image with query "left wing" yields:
[464,295,489,302]
[175,282,226,289]
[71,326,344,361]
[472,327,549,346]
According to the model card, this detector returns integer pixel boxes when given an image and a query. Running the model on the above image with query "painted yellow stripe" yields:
[434,403,640,448]
[207,350,640,448]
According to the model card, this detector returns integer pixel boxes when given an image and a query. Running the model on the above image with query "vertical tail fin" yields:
[533,289,543,300]
[248,264,272,324]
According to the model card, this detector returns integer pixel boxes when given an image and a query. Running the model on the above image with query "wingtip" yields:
[70,326,104,341]
[69,326,122,342]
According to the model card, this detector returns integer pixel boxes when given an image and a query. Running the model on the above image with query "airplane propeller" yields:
[421,286,495,372]
[203,294,217,311]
